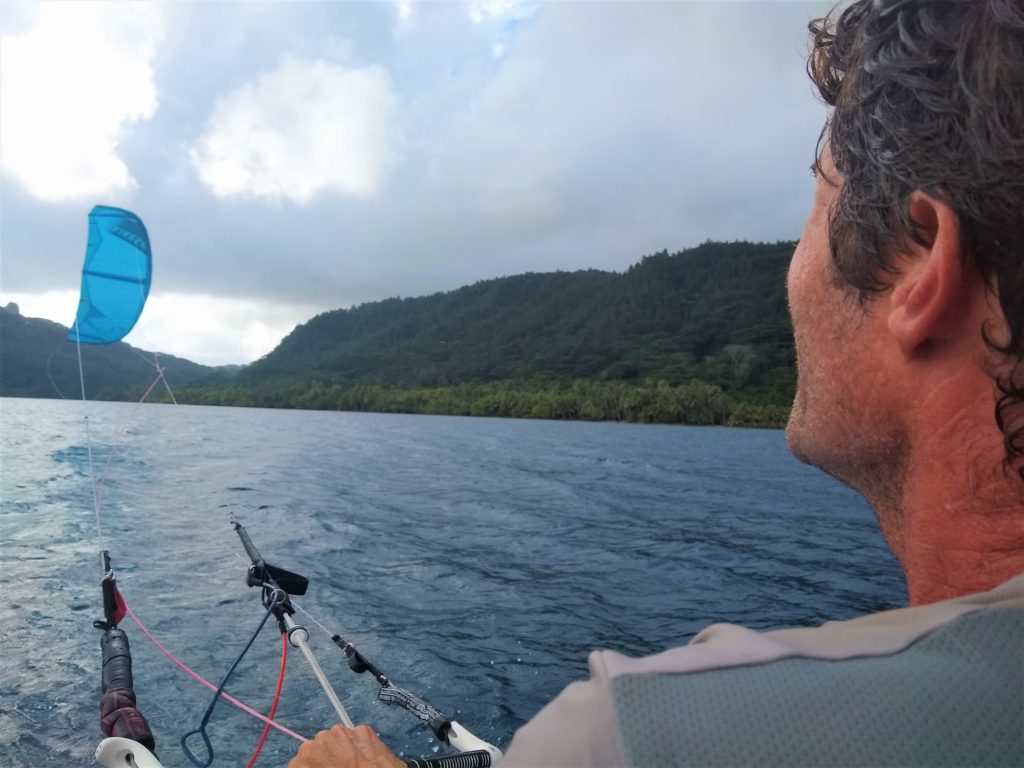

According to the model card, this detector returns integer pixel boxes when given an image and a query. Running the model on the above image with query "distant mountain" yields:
[0,303,215,400]
[240,240,796,403]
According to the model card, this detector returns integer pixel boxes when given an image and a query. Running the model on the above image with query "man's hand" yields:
[288,724,406,768]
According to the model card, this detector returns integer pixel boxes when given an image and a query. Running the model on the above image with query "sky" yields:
[0,0,834,366]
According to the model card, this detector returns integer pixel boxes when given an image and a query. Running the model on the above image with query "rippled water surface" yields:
[0,397,905,766]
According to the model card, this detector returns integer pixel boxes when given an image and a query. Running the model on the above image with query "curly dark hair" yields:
[808,0,1024,479]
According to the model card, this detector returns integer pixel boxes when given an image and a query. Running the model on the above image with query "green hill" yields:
[242,240,795,398]
[0,303,214,400]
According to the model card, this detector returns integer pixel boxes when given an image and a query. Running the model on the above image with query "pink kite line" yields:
[121,594,309,743]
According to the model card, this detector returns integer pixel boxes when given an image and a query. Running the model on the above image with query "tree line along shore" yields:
[168,378,790,428]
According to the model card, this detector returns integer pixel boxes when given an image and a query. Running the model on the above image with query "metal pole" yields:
[283,614,354,727]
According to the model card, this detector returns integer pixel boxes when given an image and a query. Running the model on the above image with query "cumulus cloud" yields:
[0,2,162,201]
[127,292,317,366]
[190,57,404,203]
[0,290,81,332]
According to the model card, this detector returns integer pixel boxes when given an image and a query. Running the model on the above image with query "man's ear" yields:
[887,192,970,356]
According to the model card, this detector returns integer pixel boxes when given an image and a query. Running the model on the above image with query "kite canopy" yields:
[69,206,152,345]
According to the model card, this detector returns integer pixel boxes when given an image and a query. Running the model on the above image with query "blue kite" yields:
[69,205,152,344]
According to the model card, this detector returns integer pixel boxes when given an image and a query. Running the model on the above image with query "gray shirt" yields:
[501,574,1024,767]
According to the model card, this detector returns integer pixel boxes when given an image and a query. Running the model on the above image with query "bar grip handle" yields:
[403,749,493,768]
[101,628,134,691]
[232,521,263,565]
[99,628,156,751]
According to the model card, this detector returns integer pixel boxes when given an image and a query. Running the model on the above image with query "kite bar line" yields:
[75,346,173,574]
[120,597,308,742]
[245,629,289,768]
[92,372,166,538]
[46,352,67,399]
[129,348,178,405]
[73,322,103,553]
[182,592,287,768]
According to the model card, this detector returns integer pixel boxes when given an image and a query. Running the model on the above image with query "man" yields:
[292,1,1024,765]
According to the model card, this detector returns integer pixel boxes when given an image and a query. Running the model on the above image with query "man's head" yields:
[789,0,1024,489]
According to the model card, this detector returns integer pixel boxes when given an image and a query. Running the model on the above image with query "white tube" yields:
[95,737,163,768]
[446,721,504,763]
[284,614,354,727]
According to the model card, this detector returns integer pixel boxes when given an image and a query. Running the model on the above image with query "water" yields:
[0,397,905,767]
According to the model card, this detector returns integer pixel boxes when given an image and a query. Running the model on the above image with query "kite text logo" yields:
[111,224,148,252]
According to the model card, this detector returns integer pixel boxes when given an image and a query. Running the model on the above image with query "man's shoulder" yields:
[500,574,1024,768]
[590,571,1024,683]
[600,574,1024,767]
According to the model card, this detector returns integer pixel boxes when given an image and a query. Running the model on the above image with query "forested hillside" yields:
[249,241,793,389]
[0,303,213,399]
[181,241,798,426]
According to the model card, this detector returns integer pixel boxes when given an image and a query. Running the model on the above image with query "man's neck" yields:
[871,412,1024,605]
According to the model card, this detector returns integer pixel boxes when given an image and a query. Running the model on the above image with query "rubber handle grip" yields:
[403,750,492,768]
[377,685,450,739]
[232,522,264,565]
[101,628,134,692]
